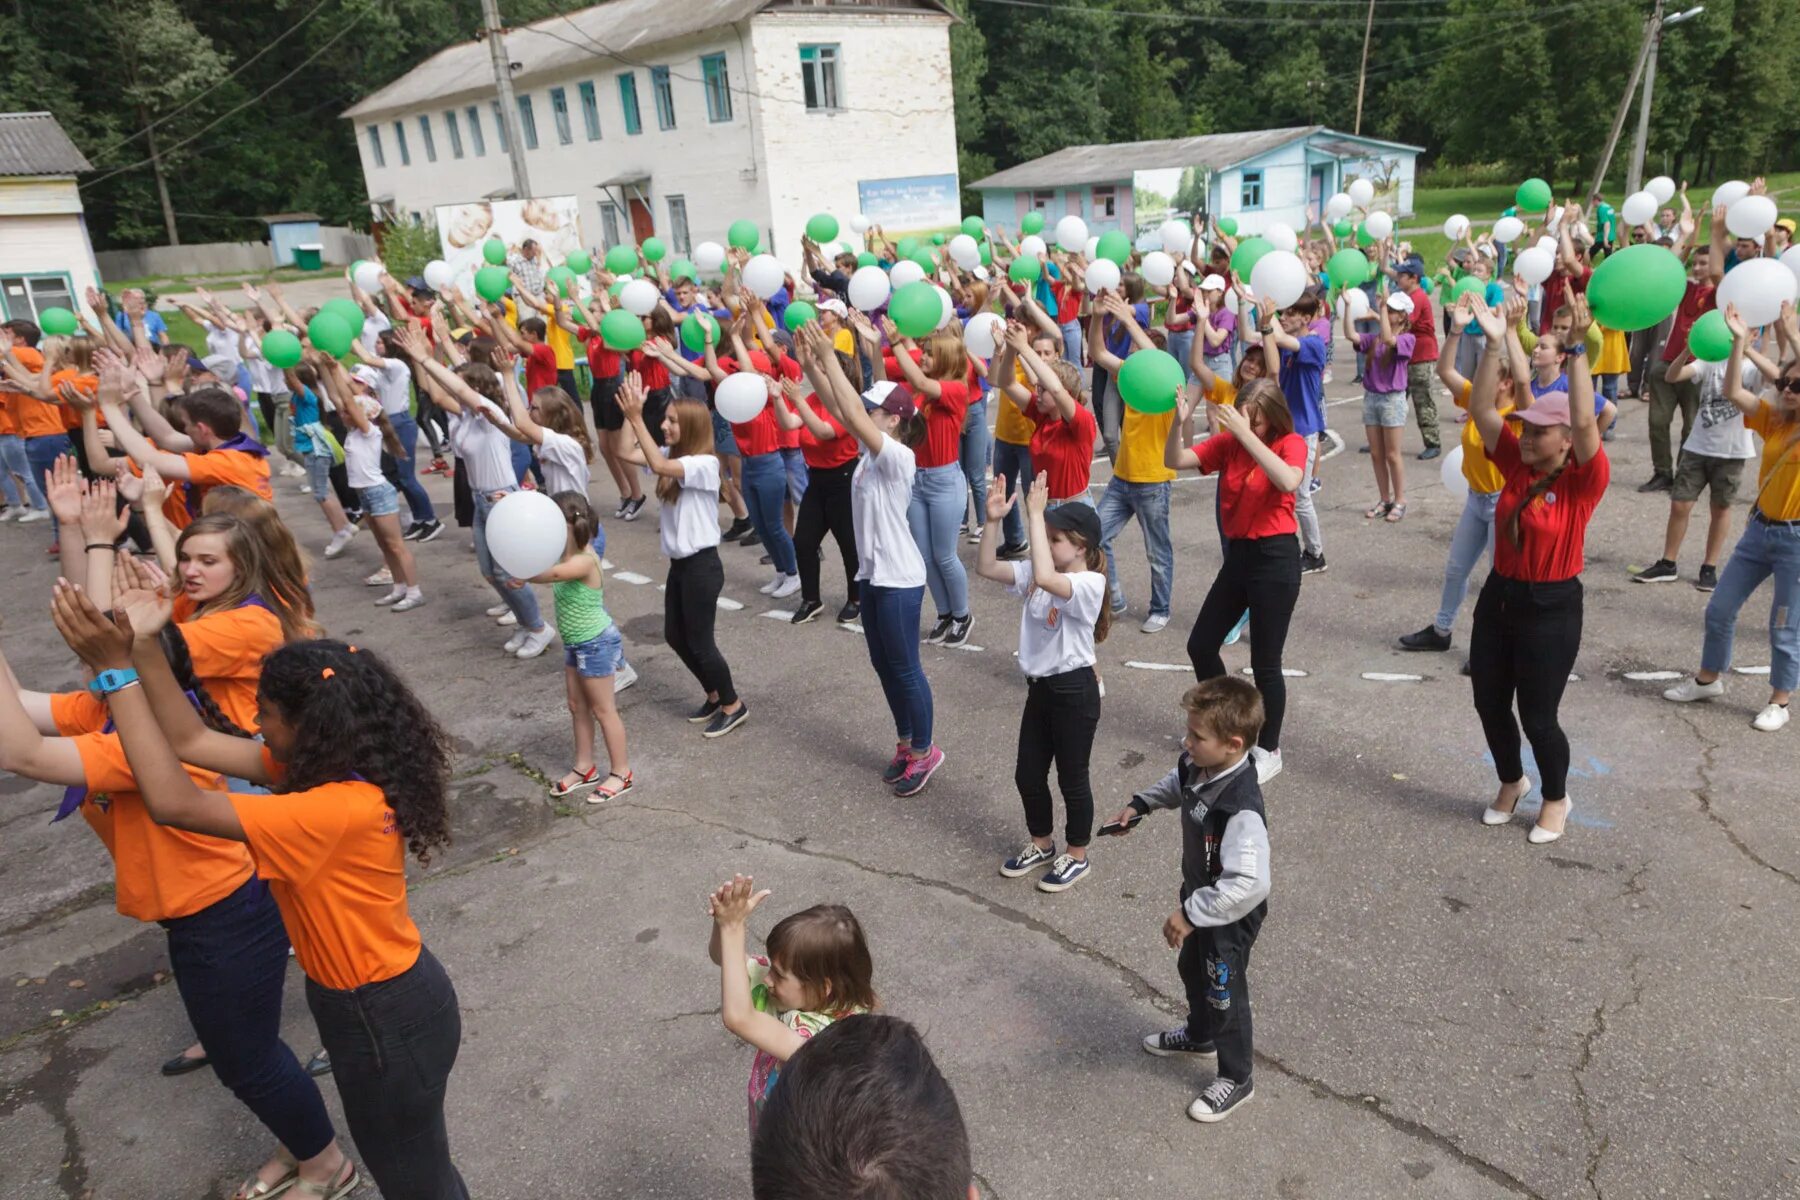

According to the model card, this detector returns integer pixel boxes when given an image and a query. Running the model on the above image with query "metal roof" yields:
[969,126,1424,191]
[341,0,954,120]
[0,112,92,177]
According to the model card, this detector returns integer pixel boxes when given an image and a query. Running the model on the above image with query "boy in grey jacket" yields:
[1108,677,1270,1123]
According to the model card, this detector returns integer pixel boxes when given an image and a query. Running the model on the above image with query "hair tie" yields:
[321,667,336,680]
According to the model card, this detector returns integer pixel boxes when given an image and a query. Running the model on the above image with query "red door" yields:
[629,197,655,242]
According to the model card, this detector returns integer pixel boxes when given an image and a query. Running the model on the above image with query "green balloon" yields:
[482,239,507,266]
[600,308,646,351]
[671,258,697,282]
[931,232,946,245]
[1009,256,1042,284]
[897,236,921,259]
[321,297,365,339]
[306,312,353,358]
[979,242,992,266]
[1021,211,1045,235]
[783,301,818,331]
[1515,177,1553,213]
[1116,349,1185,415]
[857,252,879,268]
[1326,249,1368,289]
[546,266,577,298]
[565,250,591,274]
[38,306,79,336]
[910,250,938,274]
[1355,224,1375,247]
[806,213,840,243]
[1586,244,1687,333]
[1452,276,1487,302]
[261,329,303,369]
[1230,237,1273,279]
[728,219,760,251]
[642,237,667,264]
[1218,217,1239,237]
[1686,309,1733,362]
[609,279,628,297]
[1096,230,1131,265]
[961,215,985,238]
[680,311,719,352]
[1333,220,1353,239]
[605,245,639,275]
[889,281,943,339]
[474,265,511,302]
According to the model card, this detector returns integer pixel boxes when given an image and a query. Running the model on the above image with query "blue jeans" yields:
[781,446,809,505]
[1061,319,1083,365]
[163,877,337,1159]
[741,451,798,575]
[0,433,46,509]
[386,411,436,523]
[992,439,1032,548]
[1166,328,1195,383]
[907,462,970,618]
[1096,477,1173,617]
[508,438,539,488]
[24,432,71,537]
[959,399,992,527]
[861,583,933,751]
[1702,514,1800,693]
[473,489,544,629]
[1434,489,1501,634]
[1204,351,1233,385]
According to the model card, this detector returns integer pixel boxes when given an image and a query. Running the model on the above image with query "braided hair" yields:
[159,624,254,739]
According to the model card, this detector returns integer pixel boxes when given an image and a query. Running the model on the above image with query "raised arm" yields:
[1466,296,1509,453]
[1721,305,1766,416]
[1563,294,1601,464]
[1165,387,1203,472]
[618,373,685,480]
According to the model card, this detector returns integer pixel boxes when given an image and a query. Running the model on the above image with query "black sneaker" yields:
[836,601,861,623]
[1637,474,1673,494]
[622,496,647,522]
[1418,446,1442,461]
[405,519,444,542]
[1632,559,1679,583]
[1299,552,1328,575]
[791,599,824,624]
[943,614,974,647]
[722,517,752,542]
[1188,1076,1254,1123]
[1142,1024,1217,1058]
[702,704,750,739]
[1397,625,1451,652]
[996,541,1030,561]
[1694,565,1718,592]
[686,698,722,724]
[615,500,630,519]
[401,522,423,541]
[924,615,954,644]
[760,553,772,565]
[304,1049,332,1077]
[739,530,762,548]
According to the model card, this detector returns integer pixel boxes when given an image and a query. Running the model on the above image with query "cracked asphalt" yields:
[3,371,1797,1199]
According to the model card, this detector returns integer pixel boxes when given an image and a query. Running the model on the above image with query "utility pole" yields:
[1353,0,1375,135]
[481,0,533,201]
[1626,0,1666,195]
[1588,8,1656,202]
[140,111,179,245]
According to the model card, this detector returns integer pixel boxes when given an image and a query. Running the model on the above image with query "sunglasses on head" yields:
[1779,376,1800,394]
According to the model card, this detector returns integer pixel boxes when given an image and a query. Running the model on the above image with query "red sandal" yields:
[550,766,601,798]
[590,770,633,804]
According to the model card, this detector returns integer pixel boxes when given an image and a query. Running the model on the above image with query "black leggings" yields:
[1469,572,1583,801]
[1016,667,1101,847]
[793,459,858,605]
[1187,534,1301,752]
[665,547,737,704]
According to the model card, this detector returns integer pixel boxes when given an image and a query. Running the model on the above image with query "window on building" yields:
[651,66,676,130]
[800,45,840,110]
[549,87,572,145]
[1031,190,1054,211]
[1240,170,1263,210]
[517,95,539,149]
[392,120,410,166]
[0,273,75,324]
[619,73,642,135]
[601,204,622,248]
[444,110,464,158]
[490,101,509,152]
[417,115,437,163]
[466,105,486,156]
[1092,187,1115,218]
[702,54,733,123]
[667,196,692,254]
[579,81,601,140]
[366,125,385,168]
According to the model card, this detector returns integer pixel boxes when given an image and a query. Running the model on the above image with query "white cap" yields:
[1199,274,1227,292]
[351,364,382,388]
[818,298,848,318]
[1385,292,1415,314]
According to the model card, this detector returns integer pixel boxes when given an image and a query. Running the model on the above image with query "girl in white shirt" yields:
[976,471,1111,893]
[317,356,423,612]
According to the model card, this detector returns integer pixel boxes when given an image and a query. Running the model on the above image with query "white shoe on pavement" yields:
[503,629,530,654]
[614,661,639,692]
[364,566,392,587]
[1251,746,1283,784]
[323,528,355,559]
[1752,703,1791,732]
[771,574,800,599]
[486,603,510,617]
[391,591,428,612]
[18,508,49,524]
[1662,677,1724,703]
[513,626,555,659]
[1140,613,1170,634]
[497,611,518,627]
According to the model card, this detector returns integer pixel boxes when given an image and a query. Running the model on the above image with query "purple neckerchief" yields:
[186,432,270,517]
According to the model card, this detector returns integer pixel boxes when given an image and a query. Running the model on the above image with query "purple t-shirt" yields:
[1354,331,1416,395]
[1206,308,1237,357]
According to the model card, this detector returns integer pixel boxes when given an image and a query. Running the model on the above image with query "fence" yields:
[94,226,377,281]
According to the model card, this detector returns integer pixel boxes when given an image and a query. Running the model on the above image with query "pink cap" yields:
[1518,389,1571,427]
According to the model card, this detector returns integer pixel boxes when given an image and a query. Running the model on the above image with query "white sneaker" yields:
[614,661,638,692]
[0,507,19,522]
[1662,677,1724,703]
[18,508,49,524]
[298,484,313,495]
[1752,703,1791,732]
[771,573,801,599]
[486,603,510,617]
[496,611,518,627]
[1252,746,1283,784]
[759,574,782,595]
[391,591,427,612]
[514,626,555,659]
[503,629,530,654]
[374,587,406,607]
[1140,612,1170,634]
[364,566,393,587]
[323,528,355,559]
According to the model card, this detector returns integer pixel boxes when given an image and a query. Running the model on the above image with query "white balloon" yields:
[1443,214,1470,241]
[1620,190,1658,228]
[715,372,769,424]
[847,265,891,312]
[1265,223,1298,253]
[963,312,1004,359]
[1492,216,1525,244]
[1020,234,1048,259]
[422,260,454,292]
[485,491,568,581]
[1084,258,1121,294]
[932,284,956,330]
[1140,251,1176,288]
[1711,180,1751,212]
[849,213,871,235]
[1056,214,1089,253]
[1364,211,1393,241]
[1782,245,1800,290]
[973,265,990,282]
[1536,236,1559,254]
[1325,192,1354,222]
[694,241,726,273]
[1249,249,1307,309]
[1440,446,1470,505]
[1084,236,1100,260]
[1159,219,1190,253]
[889,260,926,289]
[1646,176,1676,206]
[1337,287,1371,320]
[1347,178,1375,208]
[948,234,981,269]
[353,261,384,294]
[742,254,786,299]
[1513,247,1555,286]
[619,278,660,316]
[1134,230,1160,254]
[1716,256,1798,329]
[1726,194,1778,239]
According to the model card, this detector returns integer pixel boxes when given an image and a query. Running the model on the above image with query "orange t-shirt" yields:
[49,369,96,431]
[232,748,423,990]
[176,447,272,523]
[0,398,15,435]
[178,602,283,730]
[4,348,67,438]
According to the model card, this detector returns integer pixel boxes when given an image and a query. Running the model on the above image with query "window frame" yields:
[579,81,601,140]
[366,125,385,168]
[1092,186,1116,219]
[444,109,464,159]
[799,44,841,112]
[701,54,733,123]
[1240,169,1264,211]
[417,114,437,163]
[650,65,676,131]
[600,203,622,248]
[517,94,539,150]
[667,195,692,255]
[0,271,76,324]
[490,101,510,152]
[392,120,411,166]
[549,86,573,145]
[618,73,642,136]
[466,105,486,156]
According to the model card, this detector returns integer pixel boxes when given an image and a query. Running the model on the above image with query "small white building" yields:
[341,0,960,262]
[0,112,99,325]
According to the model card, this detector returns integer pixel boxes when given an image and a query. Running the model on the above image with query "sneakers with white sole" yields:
[1140,612,1171,634]
[613,661,638,692]
[374,587,406,607]
[1662,677,1724,703]
[364,567,393,587]
[391,591,427,612]
[513,626,555,659]
[503,630,530,654]
[1188,1077,1254,1123]
[496,611,518,627]
[1143,1024,1217,1058]
[323,528,356,559]
[770,574,800,599]
[1752,703,1791,732]
[486,603,511,618]
[1251,746,1283,784]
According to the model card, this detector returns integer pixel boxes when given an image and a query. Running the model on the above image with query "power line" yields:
[967,0,1620,27]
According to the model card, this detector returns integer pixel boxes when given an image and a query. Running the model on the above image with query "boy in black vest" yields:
[1109,676,1270,1122]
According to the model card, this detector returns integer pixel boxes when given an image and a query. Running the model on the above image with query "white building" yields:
[0,112,99,325]
[341,0,960,263]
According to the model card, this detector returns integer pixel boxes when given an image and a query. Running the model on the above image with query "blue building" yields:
[262,212,324,268]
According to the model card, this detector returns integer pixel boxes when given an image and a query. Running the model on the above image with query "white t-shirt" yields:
[203,322,243,366]
[368,357,413,417]
[538,428,590,496]
[243,339,285,394]
[359,309,393,358]
[343,407,386,489]
[1008,561,1106,678]
[1685,360,1759,460]
[659,455,722,559]
[449,399,518,493]
[851,438,926,589]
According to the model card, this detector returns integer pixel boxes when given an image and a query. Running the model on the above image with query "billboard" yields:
[432,196,585,295]
[856,173,960,240]
[1133,166,1209,240]
[1340,157,1401,214]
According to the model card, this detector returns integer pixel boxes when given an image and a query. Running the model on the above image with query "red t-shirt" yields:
[1029,404,1098,499]
[796,395,856,470]
[1539,265,1594,335]
[1489,426,1609,582]
[1054,282,1083,326]
[630,349,670,392]
[1661,281,1717,362]
[718,352,799,458]
[1405,285,1439,364]
[917,379,969,469]
[880,347,924,379]
[524,342,558,394]
[1196,430,1308,540]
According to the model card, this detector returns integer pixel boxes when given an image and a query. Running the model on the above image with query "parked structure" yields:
[0,112,98,324]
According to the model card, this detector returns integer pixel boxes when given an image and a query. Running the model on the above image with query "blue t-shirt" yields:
[291,385,321,454]
[1105,302,1151,360]
[664,292,731,362]
[113,310,169,345]
[1279,335,1328,437]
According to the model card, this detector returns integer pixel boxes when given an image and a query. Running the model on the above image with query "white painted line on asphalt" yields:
[1569,673,1582,682]
[1733,664,1771,675]
[839,622,865,634]
[1623,670,1684,681]
[1318,429,1346,462]
[1361,671,1423,682]
[948,643,985,653]
[612,571,653,585]
[763,609,795,621]
[716,597,744,611]
[1125,660,1189,671]
[601,558,614,570]
[1239,667,1310,678]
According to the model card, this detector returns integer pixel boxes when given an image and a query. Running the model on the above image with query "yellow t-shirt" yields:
[546,317,575,370]
[995,361,1037,446]
[832,327,855,357]
[1455,380,1522,495]
[1115,408,1176,484]
[1746,402,1800,520]
[1595,324,1629,375]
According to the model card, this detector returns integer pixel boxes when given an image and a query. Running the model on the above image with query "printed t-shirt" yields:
[1745,402,1800,520]
[745,954,863,1135]
[917,379,969,469]
[1685,361,1758,460]
[1029,404,1098,499]
[1661,282,1716,362]
[660,454,723,559]
[1490,427,1610,582]
[231,748,423,990]
[1196,430,1308,540]
[852,439,926,589]
[796,397,855,470]
[525,343,559,395]
[1007,560,1105,678]
[1454,380,1521,495]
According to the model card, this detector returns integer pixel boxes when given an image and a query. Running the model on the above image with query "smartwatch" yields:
[87,668,141,699]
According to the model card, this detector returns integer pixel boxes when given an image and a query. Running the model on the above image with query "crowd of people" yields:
[1,178,1797,1196]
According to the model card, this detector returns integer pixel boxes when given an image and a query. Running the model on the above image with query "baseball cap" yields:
[1199,274,1227,292]
[818,298,848,318]
[1778,218,1797,236]
[351,364,382,389]
[200,354,236,379]
[1517,390,1572,427]
[1384,292,1415,313]
[1044,501,1102,547]
[861,380,916,419]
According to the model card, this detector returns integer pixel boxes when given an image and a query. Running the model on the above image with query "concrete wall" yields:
[91,227,375,281]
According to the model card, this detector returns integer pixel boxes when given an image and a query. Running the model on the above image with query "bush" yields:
[376,218,442,284]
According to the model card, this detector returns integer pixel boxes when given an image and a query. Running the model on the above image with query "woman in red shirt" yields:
[1465,294,1608,843]
[777,328,862,625]
[992,322,1096,505]
[705,315,802,599]
[1165,378,1307,783]
[888,325,975,646]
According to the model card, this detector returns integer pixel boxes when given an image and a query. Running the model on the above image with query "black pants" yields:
[1178,904,1263,1086]
[306,946,468,1200]
[415,390,449,455]
[320,410,360,514]
[793,459,858,605]
[1187,534,1301,751]
[666,547,737,704]
[1470,572,1583,801]
[1016,667,1101,847]
[451,457,473,527]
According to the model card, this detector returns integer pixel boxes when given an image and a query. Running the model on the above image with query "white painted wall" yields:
[0,178,100,319]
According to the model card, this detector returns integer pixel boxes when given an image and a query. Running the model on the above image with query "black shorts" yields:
[590,372,624,432]
[643,386,673,447]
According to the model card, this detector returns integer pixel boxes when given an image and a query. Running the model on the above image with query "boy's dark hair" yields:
[3,319,41,347]
[1289,292,1323,319]
[519,316,548,340]
[178,386,244,439]
[765,904,876,1014]
[752,1014,971,1200]
[1181,676,1265,748]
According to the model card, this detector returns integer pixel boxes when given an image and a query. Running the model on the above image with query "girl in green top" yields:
[532,492,632,802]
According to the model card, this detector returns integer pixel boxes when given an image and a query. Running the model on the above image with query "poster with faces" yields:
[433,196,585,296]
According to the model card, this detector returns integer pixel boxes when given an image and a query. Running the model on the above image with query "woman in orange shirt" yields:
[50,578,470,1200]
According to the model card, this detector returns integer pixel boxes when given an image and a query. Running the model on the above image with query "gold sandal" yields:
[293,1160,361,1199]
[233,1156,298,1200]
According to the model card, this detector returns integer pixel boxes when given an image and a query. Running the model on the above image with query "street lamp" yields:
[1627,3,1705,194]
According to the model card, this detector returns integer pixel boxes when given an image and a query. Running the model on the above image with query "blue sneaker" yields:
[1036,853,1090,893]
[1223,610,1250,646]
[999,842,1057,878]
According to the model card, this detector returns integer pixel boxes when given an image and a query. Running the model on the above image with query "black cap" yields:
[1043,501,1102,548]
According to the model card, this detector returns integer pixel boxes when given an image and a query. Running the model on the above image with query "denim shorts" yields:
[305,453,333,497]
[358,479,400,517]
[564,624,624,678]
[711,410,740,458]
[1362,390,1409,429]
[781,446,808,505]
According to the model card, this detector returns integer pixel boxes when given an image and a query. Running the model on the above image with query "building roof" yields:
[0,112,92,177]
[969,126,1423,191]
[260,212,322,224]
[341,0,954,120]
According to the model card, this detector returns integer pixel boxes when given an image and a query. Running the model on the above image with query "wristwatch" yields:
[87,668,141,698]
